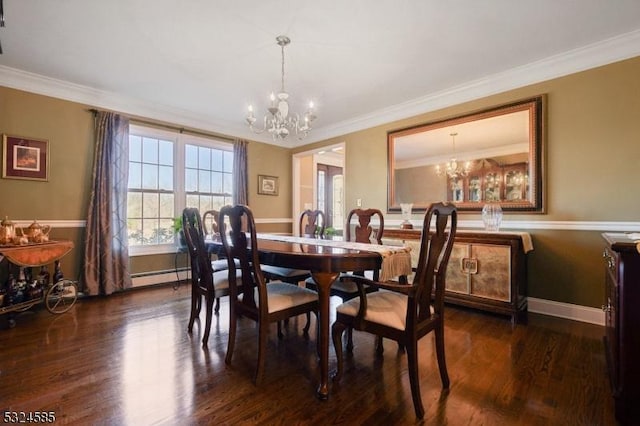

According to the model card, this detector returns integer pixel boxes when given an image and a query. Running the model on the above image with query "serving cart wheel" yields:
[45,279,78,314]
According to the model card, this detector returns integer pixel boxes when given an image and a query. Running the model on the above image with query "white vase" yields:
[400,203,413,229]
[482,203,503,232]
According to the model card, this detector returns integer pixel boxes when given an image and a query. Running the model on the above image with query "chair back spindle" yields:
[346,208,384,244]
[219,205,265,313]
[299,209,326,238]
[413,203,457,322]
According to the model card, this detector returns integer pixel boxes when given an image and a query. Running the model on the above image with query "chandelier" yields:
[246,35,316,141]
[435,132,471,179]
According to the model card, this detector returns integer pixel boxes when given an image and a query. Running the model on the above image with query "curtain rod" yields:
[88,108,236,143]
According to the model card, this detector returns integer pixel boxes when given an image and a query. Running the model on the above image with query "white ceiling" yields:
[1,1,640,148]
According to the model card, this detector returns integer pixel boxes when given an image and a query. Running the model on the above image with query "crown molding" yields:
[1,29,639,146]
[308,28,640,144]
[0,65,243,139]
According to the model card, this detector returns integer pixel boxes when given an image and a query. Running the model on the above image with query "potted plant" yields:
[173,216,186,247]
[324,227,337,237]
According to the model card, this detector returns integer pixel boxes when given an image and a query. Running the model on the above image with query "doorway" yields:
[292,143,345,236]
[317,163,343,231]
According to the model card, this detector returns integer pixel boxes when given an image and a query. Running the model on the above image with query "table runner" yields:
[461,230,534,253]
[257,233,412,281]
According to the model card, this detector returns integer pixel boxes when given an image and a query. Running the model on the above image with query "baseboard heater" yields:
[131,268,189,288]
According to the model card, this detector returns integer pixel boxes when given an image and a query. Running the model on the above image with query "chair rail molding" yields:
[385,219,640,232]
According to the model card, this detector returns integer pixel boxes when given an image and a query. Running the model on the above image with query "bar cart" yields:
[0,240,77,328]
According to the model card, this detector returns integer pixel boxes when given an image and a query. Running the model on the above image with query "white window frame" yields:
[128,124,233,256]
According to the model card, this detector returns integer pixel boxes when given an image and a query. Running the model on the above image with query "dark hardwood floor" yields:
[0,284,616,425]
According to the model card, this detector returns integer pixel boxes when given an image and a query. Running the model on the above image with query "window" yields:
[127,125,233,255]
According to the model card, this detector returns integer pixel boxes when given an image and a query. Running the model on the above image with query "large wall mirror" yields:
[388,96,544,213]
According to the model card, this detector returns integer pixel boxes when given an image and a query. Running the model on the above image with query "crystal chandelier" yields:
[246,35,316,141]
[435,132,471,179]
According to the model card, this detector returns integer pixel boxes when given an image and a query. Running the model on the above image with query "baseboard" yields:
[528,297,604,326]
[131,270,188,288]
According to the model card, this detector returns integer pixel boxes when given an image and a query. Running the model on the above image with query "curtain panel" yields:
[233,139,248,205]
[83,111,132,295]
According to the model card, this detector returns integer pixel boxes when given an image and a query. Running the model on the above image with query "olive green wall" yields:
[3,56,639,308]
[294,56,640,309]
[0,88,94,219]
[0,88,93,281]
[247,139,292,233]
[0,86,293,282]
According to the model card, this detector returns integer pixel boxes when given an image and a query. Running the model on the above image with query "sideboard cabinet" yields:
[601,233,640,424]
[383,229,531,323]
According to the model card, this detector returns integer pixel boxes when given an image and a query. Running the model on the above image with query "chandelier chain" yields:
[281,42,285,93]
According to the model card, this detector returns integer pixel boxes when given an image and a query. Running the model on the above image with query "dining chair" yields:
[331,202,457,419]
[182,207,236,346]
[305,208,384,350]
[219,204,319,385]
[261,209,326,284]
[201,209,236,272]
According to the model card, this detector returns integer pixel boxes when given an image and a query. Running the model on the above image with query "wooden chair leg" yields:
[214,297,221,314]
[406,339,425,419]
[435,322,450,388]
[225,306,237,365]
[332,321,347,381]
[188,291,198,333]
[346,327,354,352]
[202,295,214,346]
[255,322,268,385]
[303,312,311,335]
[195,293,202,315]
[277,321,284,339]
[375,336,384,355]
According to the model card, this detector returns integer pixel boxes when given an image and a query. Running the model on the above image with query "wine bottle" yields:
[37,266,50,286]
[53,261,63,283]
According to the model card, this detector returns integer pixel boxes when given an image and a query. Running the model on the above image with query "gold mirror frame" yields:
[387,96,545,212]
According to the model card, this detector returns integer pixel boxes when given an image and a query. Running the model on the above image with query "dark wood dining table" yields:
[208,234,392,400]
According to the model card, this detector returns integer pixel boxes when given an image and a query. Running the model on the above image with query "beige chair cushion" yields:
[336,290,415,330]
[212,270,230,291]
[240,282,318,313]
[211,258,240,272]
[212,269,242,291]
[261,264,310,279]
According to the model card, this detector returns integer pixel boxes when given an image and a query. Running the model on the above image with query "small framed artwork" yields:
[2,134,49,181]
[258,174,279,196]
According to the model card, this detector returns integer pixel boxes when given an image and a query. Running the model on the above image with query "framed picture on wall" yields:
[258,174,279,196]
[2,134,50,181]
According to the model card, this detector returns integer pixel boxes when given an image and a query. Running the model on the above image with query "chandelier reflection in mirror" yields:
[246,36,317,141]
[435,132,471,179]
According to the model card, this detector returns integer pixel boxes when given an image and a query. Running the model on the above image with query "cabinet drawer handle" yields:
[602,249,615,270]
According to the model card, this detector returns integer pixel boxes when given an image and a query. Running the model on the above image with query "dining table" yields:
[207,232,413,400]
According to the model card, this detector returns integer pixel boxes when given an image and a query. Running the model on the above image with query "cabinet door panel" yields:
[604,249,619,393]
[470,244,511,301]
[446,243,470,294]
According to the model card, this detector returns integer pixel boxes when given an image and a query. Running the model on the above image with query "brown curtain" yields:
[83,111,132,295]
[233,139,248,205]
